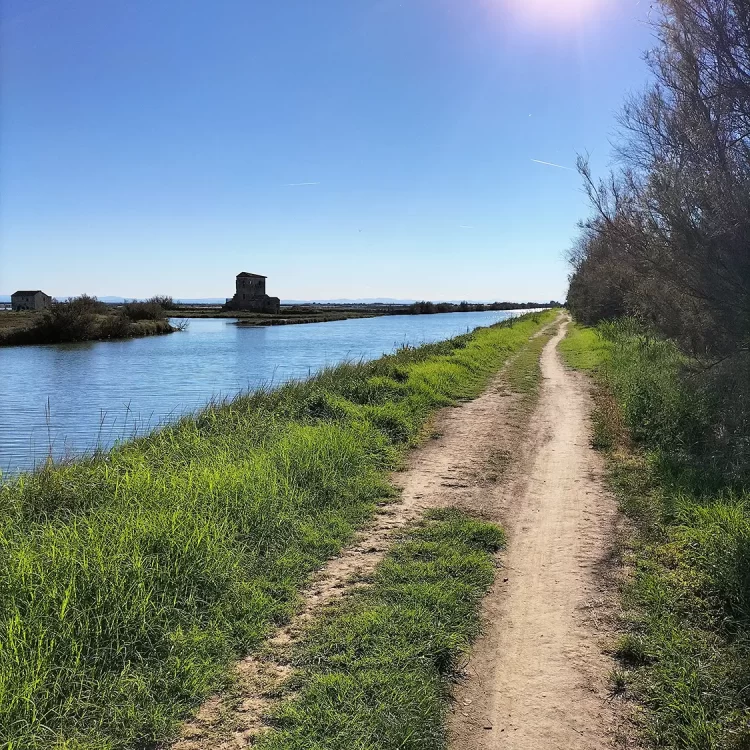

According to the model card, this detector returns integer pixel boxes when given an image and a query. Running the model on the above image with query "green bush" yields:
[98,313,132,339]
[33,296,108,343]
[63,294,108,315]
[121,301,166,321]
[147,295,174,309]
[578,319,741,487]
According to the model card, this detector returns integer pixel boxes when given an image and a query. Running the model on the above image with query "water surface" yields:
[1,311,530,474]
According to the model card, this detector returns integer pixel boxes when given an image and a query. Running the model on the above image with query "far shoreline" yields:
[0,300,558,345]
[168,301,557,328]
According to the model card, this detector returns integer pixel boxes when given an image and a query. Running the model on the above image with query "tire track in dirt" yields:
[170,319,559,749]
[448,319,623,750]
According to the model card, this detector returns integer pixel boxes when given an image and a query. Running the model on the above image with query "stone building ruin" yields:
[224,272,280,314]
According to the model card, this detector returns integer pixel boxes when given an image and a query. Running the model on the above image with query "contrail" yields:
[531,159,573,171]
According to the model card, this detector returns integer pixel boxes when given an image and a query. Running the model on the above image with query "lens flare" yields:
[498,0,605,28]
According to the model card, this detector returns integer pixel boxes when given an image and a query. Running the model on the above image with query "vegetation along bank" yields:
[168,300,559,328]
[561,2,750,745]
[0,295,180,346]
[561,321,750,748]
[0,309,556,749]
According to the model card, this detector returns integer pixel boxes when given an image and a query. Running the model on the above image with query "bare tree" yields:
[570,0,750,356]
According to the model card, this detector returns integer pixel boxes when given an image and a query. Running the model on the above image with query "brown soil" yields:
[171,315,624,749]
[448,319,623,749]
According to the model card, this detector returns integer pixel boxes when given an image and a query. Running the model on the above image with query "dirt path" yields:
[172,321,557,749]
[172,316,622,749]
[449,320,621,749]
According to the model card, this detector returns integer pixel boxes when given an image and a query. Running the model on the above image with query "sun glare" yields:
[500,0,605,28]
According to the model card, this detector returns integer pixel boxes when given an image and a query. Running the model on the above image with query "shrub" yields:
[147,295,174,309]
[33,296,106,342]
[99,313,132,339]
[122,301,167,321]
[64,294,108,314]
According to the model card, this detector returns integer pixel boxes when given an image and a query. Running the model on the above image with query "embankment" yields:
[171,302,555,328]
[0,310,557,749]
[561,321,750,749]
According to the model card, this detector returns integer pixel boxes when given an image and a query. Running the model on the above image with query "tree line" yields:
[407,300,560,315]
[567,0,750,359]
[567,0,750,475]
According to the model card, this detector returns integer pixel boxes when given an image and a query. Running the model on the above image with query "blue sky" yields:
[0,0,653,302]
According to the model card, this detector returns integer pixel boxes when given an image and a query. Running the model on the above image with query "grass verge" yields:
[504,319,559,397]
[0,310,557,749]
[561,320,750,750]
[254,509,504,750]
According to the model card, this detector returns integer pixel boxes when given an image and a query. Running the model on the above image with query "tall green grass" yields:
[0,311,556,749]
[562,320,750,749]
[557,323,610,373]
[256,509,504,750]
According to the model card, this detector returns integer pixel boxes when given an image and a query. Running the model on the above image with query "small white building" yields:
[11,290,52,311]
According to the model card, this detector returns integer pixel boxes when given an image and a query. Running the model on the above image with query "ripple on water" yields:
[0,311,530,474]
